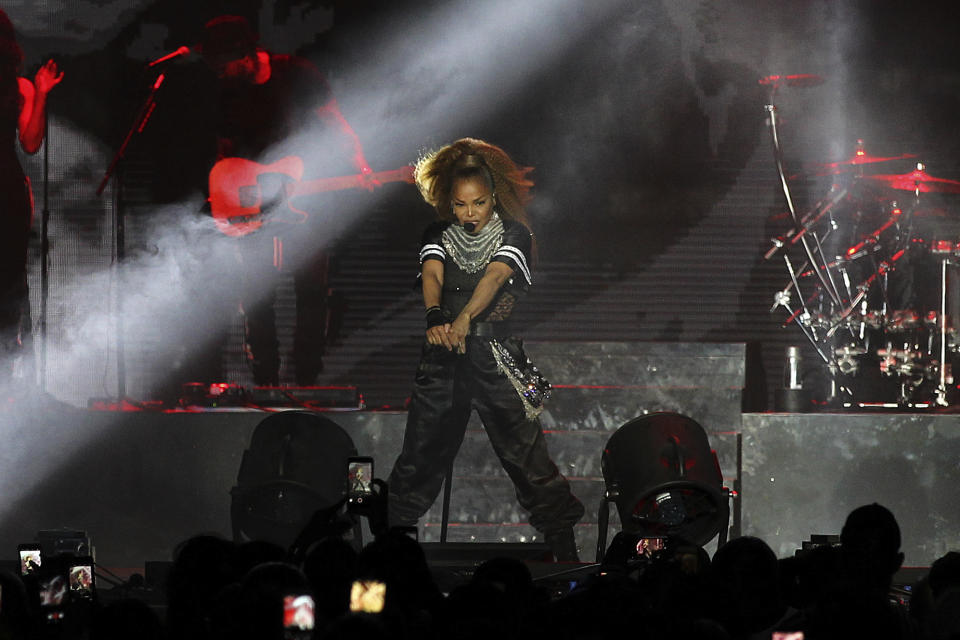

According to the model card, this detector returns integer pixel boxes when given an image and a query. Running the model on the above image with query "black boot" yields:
[545,528,579,562]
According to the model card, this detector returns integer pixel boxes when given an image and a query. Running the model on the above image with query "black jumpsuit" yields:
[387,216,584,536]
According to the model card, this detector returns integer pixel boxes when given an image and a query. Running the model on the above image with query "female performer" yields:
[0,9,62,383]
[387,138,583,561]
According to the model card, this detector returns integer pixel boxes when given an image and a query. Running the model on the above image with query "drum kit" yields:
[762,74,960,409]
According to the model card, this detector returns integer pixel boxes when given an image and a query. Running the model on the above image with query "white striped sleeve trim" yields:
[493,245,532,285]
[420,243,446,263]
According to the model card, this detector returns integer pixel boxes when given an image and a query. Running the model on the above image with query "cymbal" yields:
[811,151,918,175]
[862,165,960,194]
[758,74,825,88]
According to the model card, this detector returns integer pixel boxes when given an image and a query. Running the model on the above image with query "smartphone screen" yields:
[282,594,315,631]
[635,537,665,558]
[350,580,386,613]
[18,545,41,576]
[772,632,804,640]
[347,457,374,504]
[68,561,95,600]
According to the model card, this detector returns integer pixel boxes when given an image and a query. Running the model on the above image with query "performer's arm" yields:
[448,262,514,353]
[422,259,455,351]
[18,60,64,154]
[314,98,374,179]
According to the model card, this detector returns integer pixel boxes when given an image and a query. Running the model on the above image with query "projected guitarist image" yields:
[200,15,406,386]
[0,10,63,389]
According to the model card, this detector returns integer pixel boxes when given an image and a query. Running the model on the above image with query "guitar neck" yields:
[288,167,413,199]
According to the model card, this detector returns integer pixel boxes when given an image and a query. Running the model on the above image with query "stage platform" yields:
[2,342,955,572]
[0,341,745,569]
[0,401,733,570]
[4,404,955,570]
[741,411,960,565]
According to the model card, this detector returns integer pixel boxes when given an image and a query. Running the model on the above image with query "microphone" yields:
[148,46,192,67]
[463,222,476,233]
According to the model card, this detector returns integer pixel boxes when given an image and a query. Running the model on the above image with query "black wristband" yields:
[426,306,446,329]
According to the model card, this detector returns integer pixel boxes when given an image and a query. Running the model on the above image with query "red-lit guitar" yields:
[208,156,415,237]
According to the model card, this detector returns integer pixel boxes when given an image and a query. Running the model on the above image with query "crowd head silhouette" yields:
[2,502,956,640]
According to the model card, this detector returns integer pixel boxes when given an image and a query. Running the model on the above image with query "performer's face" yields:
[451,177,495,233]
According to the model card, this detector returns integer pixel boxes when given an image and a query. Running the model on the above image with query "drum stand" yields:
[759,72,960,409]
[935,257,956,406]
[764,83,845,400]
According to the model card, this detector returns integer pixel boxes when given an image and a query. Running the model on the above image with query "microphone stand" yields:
[96,72,167,402]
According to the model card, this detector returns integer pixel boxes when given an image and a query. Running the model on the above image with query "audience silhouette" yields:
[1,502,956,640]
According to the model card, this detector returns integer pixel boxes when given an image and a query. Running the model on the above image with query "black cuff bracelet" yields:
[426,306,447,329]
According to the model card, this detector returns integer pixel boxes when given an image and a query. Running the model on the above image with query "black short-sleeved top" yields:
[419,216,533,322]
